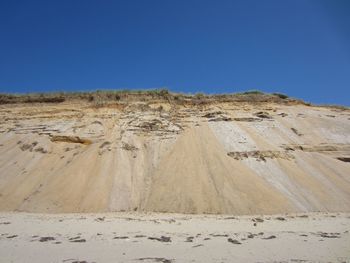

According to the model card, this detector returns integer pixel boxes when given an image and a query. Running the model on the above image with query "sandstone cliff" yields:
[0,91,349,214]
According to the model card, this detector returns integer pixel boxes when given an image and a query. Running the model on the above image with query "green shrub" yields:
[241,90,265,95]
[159,88,169,96]
[194,92,205,99]
[272,93,289,99]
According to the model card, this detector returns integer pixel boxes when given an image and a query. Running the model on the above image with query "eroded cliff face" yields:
[0,97,349,214]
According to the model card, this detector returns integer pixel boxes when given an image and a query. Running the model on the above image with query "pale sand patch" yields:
[0,212,349,263]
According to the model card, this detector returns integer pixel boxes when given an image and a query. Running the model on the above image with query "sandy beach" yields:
[0,212,349,263]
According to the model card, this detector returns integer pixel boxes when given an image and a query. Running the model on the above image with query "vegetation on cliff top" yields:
[0,88,303,106]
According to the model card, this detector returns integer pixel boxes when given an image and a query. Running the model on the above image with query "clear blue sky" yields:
[0,0,349,105]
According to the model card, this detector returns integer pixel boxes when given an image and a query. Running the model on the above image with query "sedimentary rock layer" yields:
[0,97,349,214]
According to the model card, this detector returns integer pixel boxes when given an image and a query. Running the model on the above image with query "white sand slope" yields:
[0,100,349,214]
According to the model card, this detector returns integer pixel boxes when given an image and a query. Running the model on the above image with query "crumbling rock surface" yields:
[227,150,293,161]
[233,117,262,122]
[0,95,349,214]
[254,111,273,119]
[50,135,92,145]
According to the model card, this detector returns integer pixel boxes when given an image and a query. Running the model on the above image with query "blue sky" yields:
[0,0,349,105]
